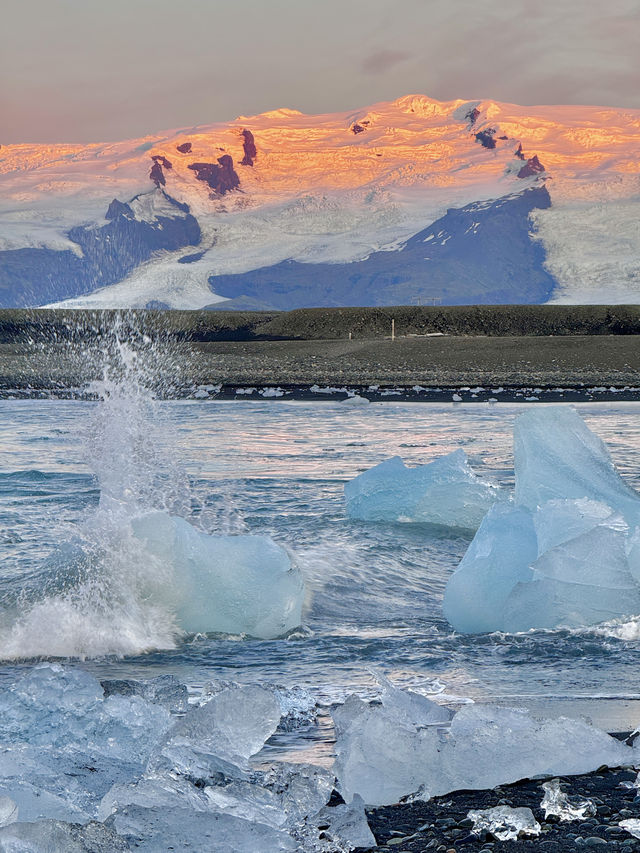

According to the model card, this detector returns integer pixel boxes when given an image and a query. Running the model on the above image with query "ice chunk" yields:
[515,407,640,526]
[620,818,640,839]
[444,408,640,633]
[503,518,640,632]
[533,498,615,555]
[333,689,634,806]
[374,672,452,727]
[540,778,596,821]
[299,794,376,851]
[443,504,537,633]
[468,806,541,841]
[0,819,130,851]
[132,512,304,638]
[100,675,189,713]
[107,805,297,852]
[202,763,335,830]
[149,684,281,777]
[344,450,503,529]
[0,797,17,828]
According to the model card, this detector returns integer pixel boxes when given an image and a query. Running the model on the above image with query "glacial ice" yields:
[344,449,503,529]
[444,407,640,632]
[468,806,541,841]
[620,818,640,839]
[131,511,304,638]
[333,692,635,806]
[540,778,596,821]
[0,819,130,852]
[0,797,17,828]
[514,407,640,525]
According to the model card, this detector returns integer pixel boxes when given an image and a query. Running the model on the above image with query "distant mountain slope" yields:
[0,94,638,308]
[210,187,555,309]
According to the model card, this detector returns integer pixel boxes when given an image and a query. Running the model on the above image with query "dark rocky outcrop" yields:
[209,187,557,309]
[149,161,166,186]
[105,199,133,220]
[514,142,525,160]
[517,154,546,178]
[176,142,192,154]
[188,156,240,194]
[240,130,257,166]
[465,107,480,125]
[152,155,173,170]
[0,191,201,307]
[351,120,370,134]
[178,251,206,264]
[474,129,497,149]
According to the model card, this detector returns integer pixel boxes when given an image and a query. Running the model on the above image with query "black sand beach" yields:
[1,306,640,398]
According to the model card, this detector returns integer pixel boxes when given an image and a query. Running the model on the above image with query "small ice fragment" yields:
[341,394,369,405]
[619,770,640,789]
[620,818,640,839]
[345,450,503,530]
[149,684,282,777]
[452,393,462,402]
[0,797,18,827]
[540,778,596,821]
[468,806,541,841]
[302,794,376,851]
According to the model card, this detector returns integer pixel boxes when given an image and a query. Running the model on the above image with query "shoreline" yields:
[3,382,640,404]
[365,764,640,852]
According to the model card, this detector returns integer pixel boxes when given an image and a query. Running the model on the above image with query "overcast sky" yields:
[2,0,639,143]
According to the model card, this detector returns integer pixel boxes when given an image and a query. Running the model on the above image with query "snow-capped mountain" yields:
[1,94,639,308]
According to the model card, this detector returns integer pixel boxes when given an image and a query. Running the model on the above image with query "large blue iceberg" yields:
[444,407,640,633]
[345,449,504,530]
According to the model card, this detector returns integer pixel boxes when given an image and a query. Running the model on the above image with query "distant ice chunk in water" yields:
[444,407,640,632]
[468,806,541,841]
[344,450,504,529]
[132,512,304,639]
[333,686,635,806]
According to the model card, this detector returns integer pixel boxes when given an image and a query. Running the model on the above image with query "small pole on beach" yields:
[391,318,395,341]
[349,331,352,340]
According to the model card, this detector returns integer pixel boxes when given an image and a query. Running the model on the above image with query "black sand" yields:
[363,765,640,851]
[1,307,640,397]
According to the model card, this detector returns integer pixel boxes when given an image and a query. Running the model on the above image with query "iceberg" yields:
[444,407,640,633]
[333,687,636,806]
[131,512,304,638]
[344,449,503,529]
[514,407,640,526]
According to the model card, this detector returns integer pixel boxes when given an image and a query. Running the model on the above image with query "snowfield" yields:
[0,94,639,307]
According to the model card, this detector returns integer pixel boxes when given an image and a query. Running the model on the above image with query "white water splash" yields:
[0,317,303,659]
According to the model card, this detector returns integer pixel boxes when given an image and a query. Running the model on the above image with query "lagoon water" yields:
[3,395,640,761]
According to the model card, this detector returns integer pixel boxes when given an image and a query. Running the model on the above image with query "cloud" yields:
[361,49,412,75]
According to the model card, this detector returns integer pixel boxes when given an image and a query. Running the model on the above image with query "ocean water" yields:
[2,392,640,754]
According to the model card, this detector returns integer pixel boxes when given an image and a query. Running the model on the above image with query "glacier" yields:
[444,406,640,633]
[344,449,504,530]
[2,94,639,308]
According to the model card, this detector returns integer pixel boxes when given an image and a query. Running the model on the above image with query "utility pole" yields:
[391,318,395,341]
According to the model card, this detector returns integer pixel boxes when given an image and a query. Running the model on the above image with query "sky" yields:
[2,0,639,144]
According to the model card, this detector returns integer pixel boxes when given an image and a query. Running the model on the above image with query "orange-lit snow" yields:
[1,94,638,307]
